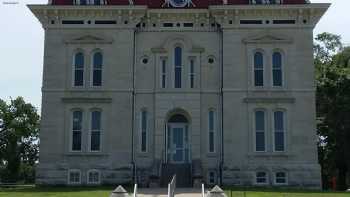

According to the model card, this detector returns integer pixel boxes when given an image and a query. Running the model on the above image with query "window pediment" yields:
[65,35,113,44]
[243,34,293,44]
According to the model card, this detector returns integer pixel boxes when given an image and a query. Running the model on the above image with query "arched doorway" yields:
[166,113,190,164]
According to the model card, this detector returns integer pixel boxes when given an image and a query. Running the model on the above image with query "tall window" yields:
[189,59,195,88]
[87,170,100,185]
[274,172,287,185]
[74,52,84,86]
[161,58,167,88]
[141,110,147,152]
[255,110,265,152]
[254,52,264,87]
[274,111,285,151]
[72,111,83,151]
[90,111,101,151]
[92,51,103,86]
[174,46,182,88]
[208,110,215,153]
[272,52,283,86]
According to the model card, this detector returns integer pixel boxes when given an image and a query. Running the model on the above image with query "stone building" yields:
[29,0,329,188]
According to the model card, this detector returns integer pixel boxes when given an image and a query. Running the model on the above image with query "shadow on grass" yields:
[222,186,348,194]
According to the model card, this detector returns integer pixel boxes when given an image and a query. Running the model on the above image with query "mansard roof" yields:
[52,0,308,7]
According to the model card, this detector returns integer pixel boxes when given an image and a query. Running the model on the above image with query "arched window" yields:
[254,52,264,87]
[174,46,182,88]
[74,52,84,86]
[273,110,285,151]
[140,110,148,152]
[90,110,101,151]
[72,110,83,151]
[92,51,103,86]
[255,110,265,152]
[272,52,283,86]
[208,110,216,153]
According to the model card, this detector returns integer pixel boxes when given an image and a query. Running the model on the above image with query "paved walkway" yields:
[137,188,203,197]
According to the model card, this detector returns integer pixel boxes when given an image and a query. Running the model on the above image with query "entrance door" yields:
[169,124,186,163]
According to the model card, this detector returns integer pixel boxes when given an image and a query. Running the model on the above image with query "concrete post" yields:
[110,185,130,197]
[207,185,227,197]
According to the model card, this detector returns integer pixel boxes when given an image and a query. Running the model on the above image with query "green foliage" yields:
[315,33,350,190]
[0,97,40,183]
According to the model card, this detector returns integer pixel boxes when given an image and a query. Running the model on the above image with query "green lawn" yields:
[0,186,349,197]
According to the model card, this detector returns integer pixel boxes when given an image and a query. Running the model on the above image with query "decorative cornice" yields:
[242,34,293,44]
[64,35,113,44]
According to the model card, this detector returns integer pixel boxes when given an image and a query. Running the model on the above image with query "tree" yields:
[0,97,40,183]
[315,32,350,190]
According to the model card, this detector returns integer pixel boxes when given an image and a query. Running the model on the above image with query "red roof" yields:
[52,0,306,7]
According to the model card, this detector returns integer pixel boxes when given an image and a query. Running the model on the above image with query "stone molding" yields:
[243,97,295,103]
[64,35,114,44]
[61,97,112,103]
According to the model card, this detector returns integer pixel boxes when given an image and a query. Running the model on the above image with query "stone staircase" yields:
[160,164,192,187]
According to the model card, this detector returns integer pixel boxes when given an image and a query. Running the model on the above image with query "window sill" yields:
[247,152,291,158]
[65,152,108,156]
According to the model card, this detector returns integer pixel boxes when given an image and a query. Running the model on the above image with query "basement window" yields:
[163,23,174,27]
[62,20,84,25]
[240,20,263,24]
[95,20,117,24]
[273,20,296,24]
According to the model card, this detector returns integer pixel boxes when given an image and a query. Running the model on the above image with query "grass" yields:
[223,187,350,197]
[0,186,349,197]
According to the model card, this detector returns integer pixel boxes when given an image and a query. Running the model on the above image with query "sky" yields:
[0,0,348,112]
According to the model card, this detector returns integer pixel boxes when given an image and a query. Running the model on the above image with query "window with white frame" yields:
[254,51,264,87]
[274,172,287,185]
[72,110,83,151]
[73,52,84,87]
[256,171,268,184]
[90,110,101,151]
[161,58,167,88]
[92,51,103,86]
[140,110,147,152]
[87,170,101,184]
[174,46,182,88]
[189,58,195,88]
[272,51,283,87]
[68,169,81,185]
[208,110,215,153]
[274,110,285,152]
[255,110,266,152]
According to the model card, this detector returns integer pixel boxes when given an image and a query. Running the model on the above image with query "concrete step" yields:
[137,188,203,197]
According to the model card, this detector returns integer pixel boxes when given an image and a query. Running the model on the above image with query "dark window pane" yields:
[254,70,264,86]
[256,132,265,151]
[80,0,87,5]
[75,53,84,68]
[94,0,100,5]
[72,131,82,151]
[93,70,102,86]
[91,131,100,151]
[275,132,285,151]
[91,111,101,130]
[274,111,284,130]
[74,70,84,86]
[142,111,147,130]
[273,70,282,86]
[175,47,182,66]
[73,111,82,130]
[93,52,103,69]
[162,75,166,88]
[255,111,265,130]
[254,52,263,69]
[141,132,147,151]
[175,67,181,88]
[190,76,194,88]
[209,132,214,152]
[273,52,282,69]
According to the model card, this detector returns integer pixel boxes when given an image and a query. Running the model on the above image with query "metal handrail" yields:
[167,175,176,197]
[201,183,205,197]
[133,184,138,197]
